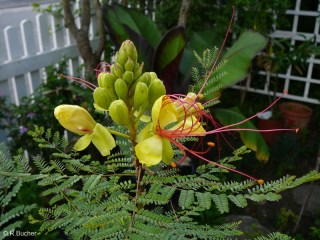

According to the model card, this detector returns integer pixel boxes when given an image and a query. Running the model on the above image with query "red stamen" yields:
[206,90,290,134]
[155,91,297,183]
[95,62,110,78]
[169,136,259,182]
[59,74,96,91]
[197,6,235,97]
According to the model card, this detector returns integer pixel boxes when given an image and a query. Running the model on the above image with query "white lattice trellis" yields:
[232,0,320,104]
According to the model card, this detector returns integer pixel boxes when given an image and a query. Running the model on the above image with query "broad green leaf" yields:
[103,5,130,45]
[213,107,269,162]
[154,26,187,72]
[103,4,161,47]
[153,26,187,92]
[220,31,267,87]
[117,6,161,48]
[180,29,222,74]
[103,4,161,70]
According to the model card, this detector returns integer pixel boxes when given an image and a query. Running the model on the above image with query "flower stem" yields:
[107,128,131,139]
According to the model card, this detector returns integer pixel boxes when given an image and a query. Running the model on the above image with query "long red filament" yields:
[197,6,235,97]
[156,90,298,182]
[58,74,96,91]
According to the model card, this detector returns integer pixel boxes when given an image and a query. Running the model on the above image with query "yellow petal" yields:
[162,138,174,165]
[152,96,177,129]
[136,122,154,143]
[74,134,91,151]
[135,135,163,166]
[170,116,206,136]
[91,123,116,156]
[54,105,96,135]
[134,111,151,122]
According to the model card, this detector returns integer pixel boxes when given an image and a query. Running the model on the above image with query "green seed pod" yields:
[115,78,128,101]
[115,48,128,66]
[133,62,144,80]
[122,40,138,63]
[109,100,129,126]
[148,79,166,107]
[124,58,135,72]
[110,63,124,78]
[134,82,148,109]
[93,87,113,110]
[122,71,134,86]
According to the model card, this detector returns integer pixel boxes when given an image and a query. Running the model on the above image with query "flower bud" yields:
[122,71,134,86]
[133,62,144,80]
[134,82,148,109]
[115,78,128,101]
[148,79,166,107]
[98,72,116,88]
[93,87,113,110]
[121,40,138,63]
[54,105,96,135]
[109,100,129,126]
[115,49,128,66]
[149,72,158,82]
[124,58,135,72]
[137,73,151,86]
[110,63,124,78]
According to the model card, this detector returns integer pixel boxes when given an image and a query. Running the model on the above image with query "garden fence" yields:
[0,4,99,142]
[0,11,98,105]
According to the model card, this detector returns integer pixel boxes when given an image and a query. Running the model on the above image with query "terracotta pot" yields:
[279,102,312,129]
[257,118,284,145]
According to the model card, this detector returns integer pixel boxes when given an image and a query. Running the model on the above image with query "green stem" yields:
[107,128,131,139]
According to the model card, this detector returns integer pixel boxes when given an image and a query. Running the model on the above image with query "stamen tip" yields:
[207,141,215,147]
[295,128,299,133]
[170,162,177,168]
[257,179,264,185]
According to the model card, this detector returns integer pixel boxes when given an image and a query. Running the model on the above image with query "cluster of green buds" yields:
[94,40,166,126]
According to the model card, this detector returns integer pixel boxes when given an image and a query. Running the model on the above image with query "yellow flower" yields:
[54,105,116,156]
[135,95,206,167]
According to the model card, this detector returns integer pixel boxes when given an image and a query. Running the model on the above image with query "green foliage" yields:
[2,128,319,238]
[190,48,270,161]
[0,143,37,239]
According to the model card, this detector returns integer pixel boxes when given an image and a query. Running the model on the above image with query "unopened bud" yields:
[148,79,166,107]
[110,63,124,78]
[122,40,138,63]
[115,78,128,101]
[122,71,134,86]
[115,49,128,66]
[149,72,158,82]
[109,100,129,126]
[93,87,113,110]
[124,58,135,72]
[133,62,143,80]
[134,82,148,108]
[98,72,116,89]
[137,73,151,86]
